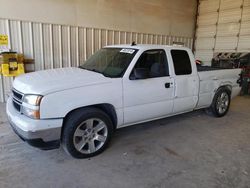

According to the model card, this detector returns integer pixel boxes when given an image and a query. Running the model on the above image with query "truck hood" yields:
[13,67,110,95]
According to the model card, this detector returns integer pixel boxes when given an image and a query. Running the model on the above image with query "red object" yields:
[195,60,202,65]
[242,67,250,78]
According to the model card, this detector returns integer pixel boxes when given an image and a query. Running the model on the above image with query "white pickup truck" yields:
[6,44,242,158]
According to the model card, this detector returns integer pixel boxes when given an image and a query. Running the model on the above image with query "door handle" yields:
[165,82,172,88]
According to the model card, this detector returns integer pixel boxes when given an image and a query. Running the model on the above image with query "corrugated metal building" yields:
[195,0,250,65]
[0,0,197,102]
[0,18,194,102]
[3,0,249,102]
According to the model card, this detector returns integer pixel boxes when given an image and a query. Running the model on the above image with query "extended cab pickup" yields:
[6,44,242,158]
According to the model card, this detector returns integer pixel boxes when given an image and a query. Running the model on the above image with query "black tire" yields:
[209,88,231,117]
[62,107,114,158]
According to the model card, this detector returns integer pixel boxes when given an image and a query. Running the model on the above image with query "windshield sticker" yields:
[120,49,135,54]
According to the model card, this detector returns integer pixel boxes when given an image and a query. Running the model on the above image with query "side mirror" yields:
[131,68,149,80]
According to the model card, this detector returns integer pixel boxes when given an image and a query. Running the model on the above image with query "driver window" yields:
[130,49,169,79]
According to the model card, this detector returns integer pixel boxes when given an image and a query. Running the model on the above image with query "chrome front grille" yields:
[12,89,23,112]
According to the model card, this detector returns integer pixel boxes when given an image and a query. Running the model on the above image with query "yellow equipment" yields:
[0,52,25,77]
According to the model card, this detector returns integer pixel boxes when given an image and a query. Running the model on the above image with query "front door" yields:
[123,49,174,125]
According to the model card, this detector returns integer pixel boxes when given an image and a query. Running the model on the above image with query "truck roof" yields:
[105,44,191,51]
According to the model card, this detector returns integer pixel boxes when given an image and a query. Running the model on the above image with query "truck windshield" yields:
[79,48,138,78]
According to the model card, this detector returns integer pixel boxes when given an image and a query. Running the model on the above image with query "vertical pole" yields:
[29,22,34,62]
[58,25,63,68]
[105,30,108,46]
[124,32,127,44]
[99,29,102,49]
[213,0,222,53]
[68,26,71,67]
[0,75,4,102]
[18,21,23,53]
[112,30,115,44]
[49,24,54,69]
[39,23,44,70]
[76,26,80,66]
[6,19,11,50]
[236,0,244,52]
[84,28,87,61]
[192,0,200,52]
[91,28,95,55]
[118,31,121,44]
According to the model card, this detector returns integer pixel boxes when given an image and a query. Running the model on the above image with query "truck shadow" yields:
[112,109,207,144]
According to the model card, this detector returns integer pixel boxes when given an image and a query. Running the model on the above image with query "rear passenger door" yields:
[170,49,199,113]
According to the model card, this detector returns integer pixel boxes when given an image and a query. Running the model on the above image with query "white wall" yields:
[0,0,77,26]
[0,0,197,37]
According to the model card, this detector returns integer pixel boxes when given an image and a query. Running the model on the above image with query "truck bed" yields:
[197,65,231,72]
[196,66,241,108]
[197,66,241,82]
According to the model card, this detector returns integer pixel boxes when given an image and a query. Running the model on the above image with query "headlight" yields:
[22,95,43,119]
[23,95,42,106]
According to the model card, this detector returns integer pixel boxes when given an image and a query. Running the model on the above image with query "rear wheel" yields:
[62,108,113,158]
[209,88,231,117]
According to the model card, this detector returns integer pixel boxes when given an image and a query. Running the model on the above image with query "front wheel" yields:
[62,108,114,158]
[209,88,231,117]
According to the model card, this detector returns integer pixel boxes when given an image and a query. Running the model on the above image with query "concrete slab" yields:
[0,96,249,188]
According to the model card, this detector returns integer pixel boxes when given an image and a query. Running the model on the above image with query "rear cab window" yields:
[171,50,192,75]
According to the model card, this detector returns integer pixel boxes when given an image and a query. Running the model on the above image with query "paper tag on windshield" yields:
[120,49,135,54]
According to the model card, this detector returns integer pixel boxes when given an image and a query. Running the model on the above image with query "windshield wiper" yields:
[79,66,110,77]
[78,66,87,70]
[89,69,110,77]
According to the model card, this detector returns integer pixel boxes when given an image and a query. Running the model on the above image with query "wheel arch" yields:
[209,84,232,117]
[209,85,232,107]
[216,84,232,96]
[62,103,118,133]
